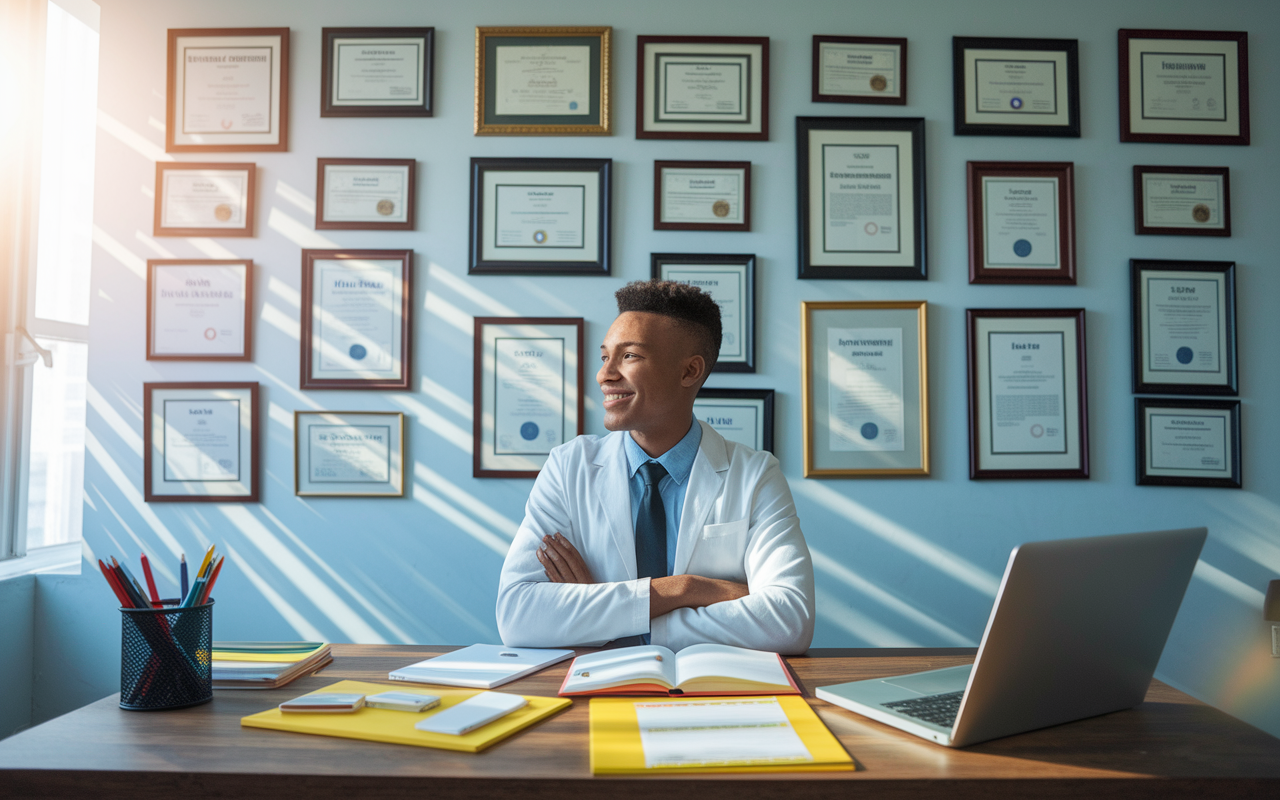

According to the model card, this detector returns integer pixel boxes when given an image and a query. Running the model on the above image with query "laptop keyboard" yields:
[882,690,964,727]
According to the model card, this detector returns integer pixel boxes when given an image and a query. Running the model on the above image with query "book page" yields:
[562,646,677,692]
[673,643,790,691]
[635,698,814,769]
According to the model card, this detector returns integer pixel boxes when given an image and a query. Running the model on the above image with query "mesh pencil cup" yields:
[119,598,214,711]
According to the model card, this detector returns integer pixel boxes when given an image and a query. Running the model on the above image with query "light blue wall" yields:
[42,0,1280,735]
[0,576,34,738]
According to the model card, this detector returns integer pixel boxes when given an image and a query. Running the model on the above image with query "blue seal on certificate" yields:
[349,344,367,360]
[533,230,547,244]
[521,422,539,441]
[1013,239,1032,257]
[861,422,879,440]
[1010,97,1023,109]
[1176,346,1194,364]
[569,101,578,110]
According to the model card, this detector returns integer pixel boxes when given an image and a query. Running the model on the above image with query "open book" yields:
[559,643,800,697]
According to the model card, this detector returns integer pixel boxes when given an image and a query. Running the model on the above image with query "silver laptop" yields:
[816,527,1206,748]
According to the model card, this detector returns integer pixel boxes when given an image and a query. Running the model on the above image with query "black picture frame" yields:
[1119,29,1249,146]
[320,27,434,118]
[796,116,927,281]
[1130,259,1237,396]
[695,388,775,453]
[811,35,908,106]
[1133,165,1231,237]
[468,158,611,276]
[143,382,260,503]
[651,253,755,373]
[952,36,1081,138]
[1135,398,1241,489]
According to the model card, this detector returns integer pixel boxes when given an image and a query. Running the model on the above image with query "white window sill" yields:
[0,541,82,580]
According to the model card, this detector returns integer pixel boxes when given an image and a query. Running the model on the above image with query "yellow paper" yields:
[589,695,855,774]
[213,648,326,663]
[241,680,571,753]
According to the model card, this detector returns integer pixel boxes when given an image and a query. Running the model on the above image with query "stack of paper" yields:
[213,641,333,689]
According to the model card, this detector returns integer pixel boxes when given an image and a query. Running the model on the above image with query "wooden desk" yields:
[1,645,1277,798]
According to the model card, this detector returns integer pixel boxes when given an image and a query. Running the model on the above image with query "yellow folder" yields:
[213,645,328,663]
[589,695,856,775]
[241,680,571,753]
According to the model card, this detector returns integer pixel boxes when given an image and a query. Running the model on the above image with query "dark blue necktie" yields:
[635,461,669,580]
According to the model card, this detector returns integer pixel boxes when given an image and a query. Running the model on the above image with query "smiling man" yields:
[496,280,815,653]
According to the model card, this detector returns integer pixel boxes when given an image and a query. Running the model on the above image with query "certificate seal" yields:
[349,344,368,361]
[520,422,540,441]
[712,199,731,217]
[204,328,217,340]
[860,422,879,440]
[376,199,395,216]
[869,74,888,92]
[1013,239,1033,258]
[1030,424,1045,438]
[864,222,878,235]
[1176,346,1194,364]
[1010,97,1023,109]
[1192,203,1211,223]
[213,204,233,222]
[532,230,547,244]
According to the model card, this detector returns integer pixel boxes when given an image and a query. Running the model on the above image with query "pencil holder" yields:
[119,599,214,711]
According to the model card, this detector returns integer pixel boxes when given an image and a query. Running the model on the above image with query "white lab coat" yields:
[496,421,815,653]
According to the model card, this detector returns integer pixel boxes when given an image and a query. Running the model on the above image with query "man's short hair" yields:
[615,280,722,375]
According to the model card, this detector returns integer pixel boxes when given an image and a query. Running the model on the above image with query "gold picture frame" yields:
[474,26,611,136]
[801,300,929,477]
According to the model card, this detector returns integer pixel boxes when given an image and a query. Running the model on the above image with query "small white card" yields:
[414,691,527,736]
[365,691,440,712]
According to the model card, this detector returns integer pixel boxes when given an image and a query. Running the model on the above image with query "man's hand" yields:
[650,575,749,619]
[538,533,595,584]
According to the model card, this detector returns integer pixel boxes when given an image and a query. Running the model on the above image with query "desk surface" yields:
[1,645,1277,799]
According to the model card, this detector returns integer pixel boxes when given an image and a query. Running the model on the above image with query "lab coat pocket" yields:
[688,519,749,580]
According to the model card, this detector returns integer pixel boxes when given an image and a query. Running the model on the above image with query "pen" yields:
[180,553,188,598]
[140,552,161,607]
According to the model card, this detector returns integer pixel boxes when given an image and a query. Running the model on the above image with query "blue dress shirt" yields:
[623,418,702,577]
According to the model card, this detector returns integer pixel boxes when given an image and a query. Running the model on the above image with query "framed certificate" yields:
[1119,29,1249,145]
[1135,398,1241,489]
[1130,259,1237,396]
[316,158,415,231]
[154,163,256,237]
[1133,165,1230,237]
[812,35,907,105]
[654,161,750,232]
[473,317,585,478]
[801,301,929,477]
[147,260,253,361]
[967,161,1075,285]
[475,26,610,135]
[166,28,288,152]
[468,158,611,275]
[695,388,774,453]
[143,382,259,503]
[321,27,434,117]
[797,116,926,280]
[636,36,769,141]
[300,249,413,390]
[967,309,1089,480]
[651,253,754,373]
[294,411,405,497]
[953,36,1080,138]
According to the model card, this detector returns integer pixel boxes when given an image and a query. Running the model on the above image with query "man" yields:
[496,280,815,653]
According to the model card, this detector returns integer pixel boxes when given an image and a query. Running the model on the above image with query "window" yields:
[0,0,98,574]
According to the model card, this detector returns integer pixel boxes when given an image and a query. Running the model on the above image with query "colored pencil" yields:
[140,552,161,607]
